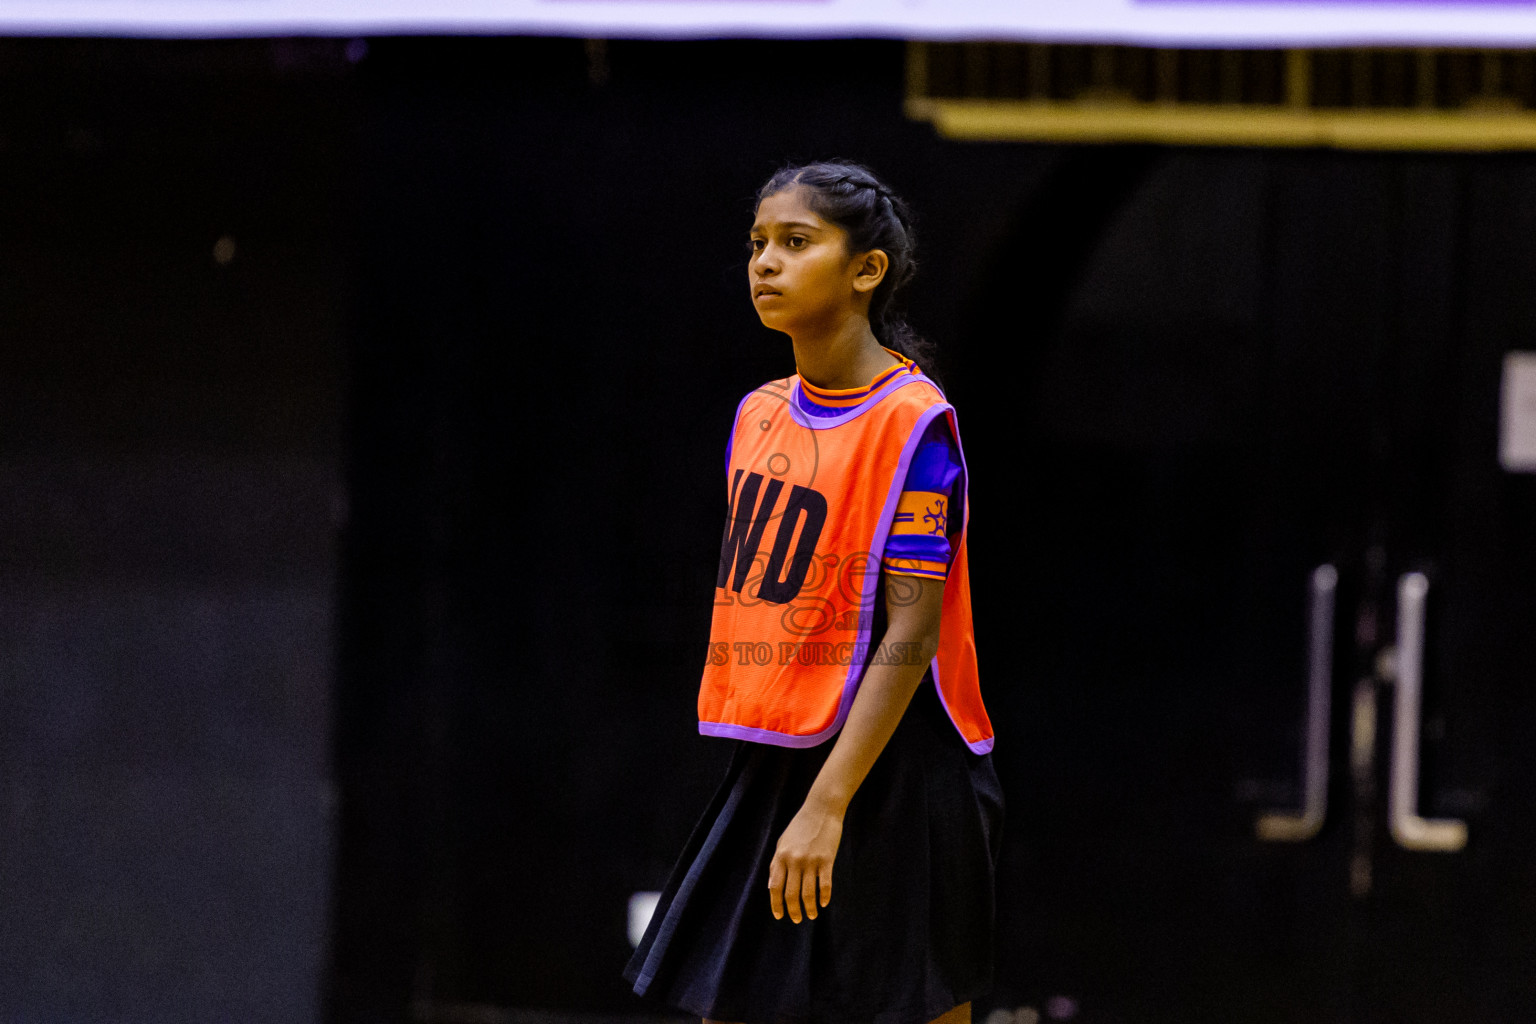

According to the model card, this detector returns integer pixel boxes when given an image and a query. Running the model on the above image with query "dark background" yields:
[0,37,345,1024]
[4,33,1535,1024]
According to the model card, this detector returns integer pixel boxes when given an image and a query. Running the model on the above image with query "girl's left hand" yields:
[768,801,844,923]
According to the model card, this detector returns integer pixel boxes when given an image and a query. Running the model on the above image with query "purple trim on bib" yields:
[787,373,940,430]
[698,721,833,747]
[795,360,913,417]
[922,404,994,754]
[823,401,951,739]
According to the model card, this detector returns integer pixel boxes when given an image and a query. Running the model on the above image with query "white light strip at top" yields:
[5,0,1536,47]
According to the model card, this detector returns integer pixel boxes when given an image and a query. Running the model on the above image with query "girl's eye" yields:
[748,239,765,252]
[788,236,806,248]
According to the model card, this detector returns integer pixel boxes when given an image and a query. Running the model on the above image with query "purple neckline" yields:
[789,373,944,429]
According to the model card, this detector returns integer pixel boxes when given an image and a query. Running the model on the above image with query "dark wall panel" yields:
[0,43,349,1024]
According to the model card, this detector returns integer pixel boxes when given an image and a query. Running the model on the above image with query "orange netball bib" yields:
[697,370,994,754]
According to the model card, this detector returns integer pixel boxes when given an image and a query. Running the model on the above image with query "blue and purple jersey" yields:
[795,350,963,581]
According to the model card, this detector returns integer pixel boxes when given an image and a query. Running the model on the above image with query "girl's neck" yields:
[791,318,900,390]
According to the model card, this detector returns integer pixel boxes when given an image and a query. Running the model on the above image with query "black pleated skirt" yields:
[623,675,1004,1024]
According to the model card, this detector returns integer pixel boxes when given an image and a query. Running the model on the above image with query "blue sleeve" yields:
[882,415,963,579]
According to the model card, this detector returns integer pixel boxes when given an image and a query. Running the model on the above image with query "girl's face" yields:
[749,186,878,335]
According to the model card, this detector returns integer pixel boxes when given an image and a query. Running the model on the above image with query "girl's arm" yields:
[766,570,945,923]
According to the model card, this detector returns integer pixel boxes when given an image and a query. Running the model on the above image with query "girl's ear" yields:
[850,248,889,294]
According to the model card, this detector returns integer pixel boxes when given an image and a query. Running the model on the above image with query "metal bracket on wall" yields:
[906,43,1536,150]
[1386,572,1469,852]
[1257,564,1337,842]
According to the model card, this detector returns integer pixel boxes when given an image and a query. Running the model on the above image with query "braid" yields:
[828,174,899,211]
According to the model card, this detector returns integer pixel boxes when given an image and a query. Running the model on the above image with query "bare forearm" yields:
[766,571,945,923]
[803,632,938,816]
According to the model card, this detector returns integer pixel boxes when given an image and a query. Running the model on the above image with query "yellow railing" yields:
[906,42,1536,150]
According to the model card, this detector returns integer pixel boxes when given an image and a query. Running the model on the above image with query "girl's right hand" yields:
[768,800,844,923]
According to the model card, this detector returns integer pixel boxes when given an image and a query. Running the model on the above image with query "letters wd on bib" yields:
[698,369,995,755]
[9,0,1536,45]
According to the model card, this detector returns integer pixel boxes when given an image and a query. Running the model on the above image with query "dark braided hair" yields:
[755,160,941,384]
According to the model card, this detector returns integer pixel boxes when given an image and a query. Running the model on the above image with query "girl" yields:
[623,160,1003,1024]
